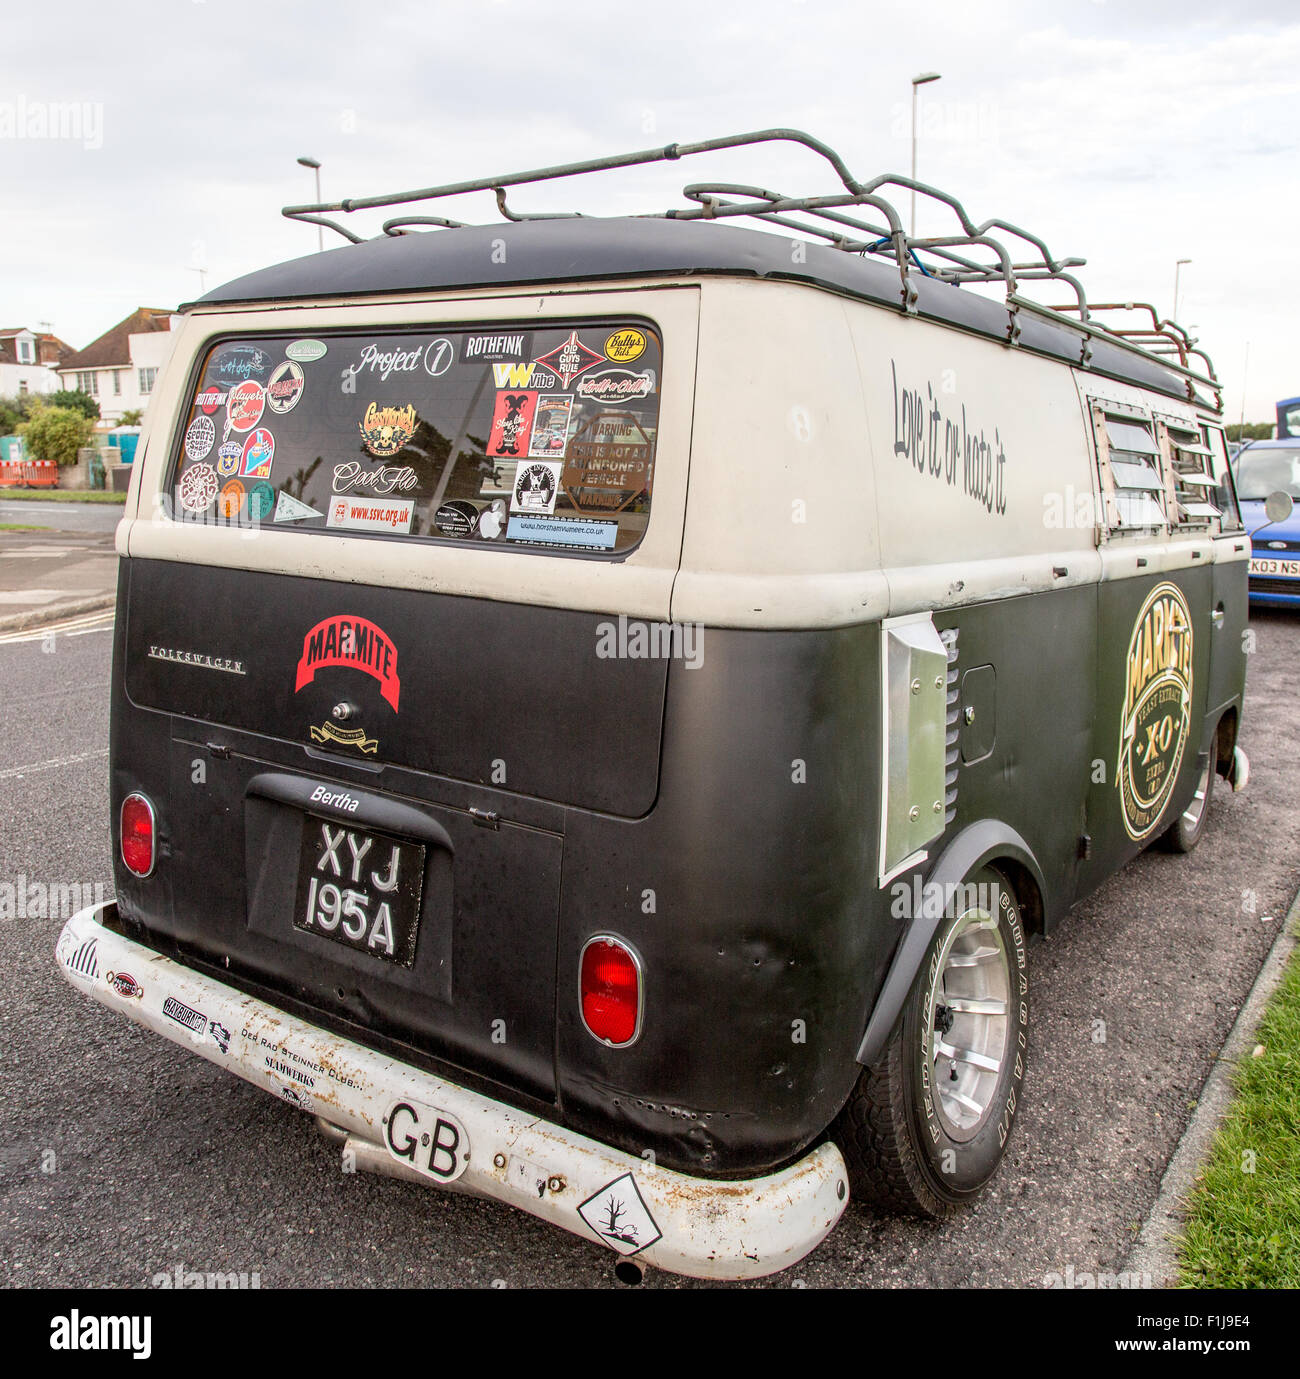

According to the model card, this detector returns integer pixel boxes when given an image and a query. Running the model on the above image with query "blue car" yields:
[1234,439,1300,607]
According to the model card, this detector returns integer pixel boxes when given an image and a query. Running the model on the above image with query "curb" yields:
[0,593,116,636]
[1125,883,1300,1286]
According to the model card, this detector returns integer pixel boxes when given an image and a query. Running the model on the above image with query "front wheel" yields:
[834,866,1029,1216]
[1159,751,1214,854]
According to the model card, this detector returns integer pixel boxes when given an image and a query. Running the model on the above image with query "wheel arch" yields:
[855,820,1046,1069]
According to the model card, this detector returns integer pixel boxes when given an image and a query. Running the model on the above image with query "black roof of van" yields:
[196,216,1194,405]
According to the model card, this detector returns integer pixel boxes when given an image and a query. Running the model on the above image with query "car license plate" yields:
[294,816,425,967]
[1249,557,1299,576]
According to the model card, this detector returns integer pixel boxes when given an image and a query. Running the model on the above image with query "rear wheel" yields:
[1160,751,1214,854]
[835,866,1028,1216]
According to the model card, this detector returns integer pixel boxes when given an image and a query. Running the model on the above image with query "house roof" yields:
[0,326,71,369]
[59,307,174,372]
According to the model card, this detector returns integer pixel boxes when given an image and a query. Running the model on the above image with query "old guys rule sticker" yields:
[1116,581,1193,842]
[295,615,400,711]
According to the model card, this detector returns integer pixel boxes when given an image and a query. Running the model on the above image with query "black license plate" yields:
[294,815,425,967]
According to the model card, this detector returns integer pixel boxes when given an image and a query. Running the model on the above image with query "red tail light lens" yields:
[580,936,642,1047]
[120,794,156,877]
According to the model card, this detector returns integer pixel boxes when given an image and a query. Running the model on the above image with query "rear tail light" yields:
[580,936,642,1047]
[120,793,156,878]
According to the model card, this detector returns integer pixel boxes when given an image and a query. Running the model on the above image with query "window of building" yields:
[139,367,157,395]
[77,371,99,396]
[17,339,33,363]
[112,370,122,395]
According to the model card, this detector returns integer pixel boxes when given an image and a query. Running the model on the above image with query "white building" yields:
[57,307,179,425]
[0,327,72,398]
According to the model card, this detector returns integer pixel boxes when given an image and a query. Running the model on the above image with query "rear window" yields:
[168,321,661,555]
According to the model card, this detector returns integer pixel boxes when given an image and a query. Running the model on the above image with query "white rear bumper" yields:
[55,903,848,1281]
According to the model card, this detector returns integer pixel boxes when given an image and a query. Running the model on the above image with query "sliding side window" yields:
[1089,401,1167,538]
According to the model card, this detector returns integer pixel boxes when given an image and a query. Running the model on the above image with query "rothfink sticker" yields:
[1116,581,1193,841]
[578,1173,662,1256]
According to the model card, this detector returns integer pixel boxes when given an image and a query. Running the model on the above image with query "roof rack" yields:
[282,128,1221,411]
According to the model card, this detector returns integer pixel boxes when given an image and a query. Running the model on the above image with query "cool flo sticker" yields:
[511,460,562,515]
[266,359,305,414]
[178,463,219,514]
[1116,581,1194,841]
[184,415,215,461]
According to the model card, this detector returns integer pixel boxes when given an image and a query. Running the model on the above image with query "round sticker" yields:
[196,385,228,415]
[239,427,275,479]
[246,480,276,522]
[286,339,328,363]
[604,328,647,363]
[178,463,218,514]
[184,414,215,461]
[215,440,243,478]
[423,338,454,378]
[1116,582,1194,841]
[226,380,265,433]
[478,500,507,540]
[434,500,478,538]
[218,479,245,519]
[266,359,304,415]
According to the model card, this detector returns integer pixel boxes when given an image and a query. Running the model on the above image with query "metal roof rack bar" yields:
[279,126,1220,409]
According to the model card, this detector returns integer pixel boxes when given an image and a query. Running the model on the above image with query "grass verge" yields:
[0,488,126,503]
[0,523,50,531]
[1176,923,1300,1287]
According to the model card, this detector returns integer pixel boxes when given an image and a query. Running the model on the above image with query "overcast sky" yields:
[2,0,1296,421]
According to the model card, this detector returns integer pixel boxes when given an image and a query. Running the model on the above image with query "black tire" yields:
[834,866,1028,1216]
[1159,751,1214,854]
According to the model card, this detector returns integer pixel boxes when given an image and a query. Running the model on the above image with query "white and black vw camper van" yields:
[56,130,1257,1280]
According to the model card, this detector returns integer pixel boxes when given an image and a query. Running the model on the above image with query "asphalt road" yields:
[0,499,123,534]
[1,609,1297,1289]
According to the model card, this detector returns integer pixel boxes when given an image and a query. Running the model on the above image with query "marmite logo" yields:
[1117,582,1193,841]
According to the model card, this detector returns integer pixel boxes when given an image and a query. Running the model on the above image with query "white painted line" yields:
[0,748,109,780]
[0,590,62,604]
[0,610,116,643]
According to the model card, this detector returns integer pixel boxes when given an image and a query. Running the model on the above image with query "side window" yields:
[1204,427,1243,532]
[1089,401,1166,538]
[1156,417,1223,533]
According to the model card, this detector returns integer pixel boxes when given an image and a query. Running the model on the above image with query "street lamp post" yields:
[910,71,941,238]
[1173,258,1191,321]
[297,156,323,253]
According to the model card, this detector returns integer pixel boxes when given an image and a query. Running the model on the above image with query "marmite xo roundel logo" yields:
[1116,582,1193,841]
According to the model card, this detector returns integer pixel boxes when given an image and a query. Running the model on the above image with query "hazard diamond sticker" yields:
[577,1172,662,1256]
[532,330,604,388]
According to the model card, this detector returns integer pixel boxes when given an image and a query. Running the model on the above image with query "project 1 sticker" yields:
[1116,581,1194,842]
[239,427,275,479]
[434,500,478,538]
[488,391,537,458]
[217,479,245,519]
[266,359,305,415]
[511,460,562,516]
[533,330,604,387]
[196,385,228,415]
[215,440,243,478]
[184,414,216,461]
[528,394,573,458]
[247,480,276,522]
[226,380,265,433]
[359,402,417,458]
[178,463,219,514]
[274,490,321,523]
[604,328,647,364]
[578,1173,662,1256]
[285,338,328,363]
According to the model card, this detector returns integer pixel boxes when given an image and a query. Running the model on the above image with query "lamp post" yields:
[1173,258,1191,321]
[910,71,941,238]
[297,156,323,253]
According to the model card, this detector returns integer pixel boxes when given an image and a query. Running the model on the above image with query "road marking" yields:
[0,748,108,780]
[0,590,62,604]
[0,545,79,557]
[0,610,115,644]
